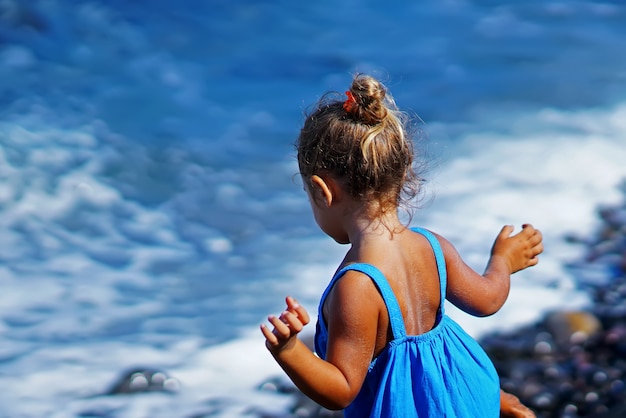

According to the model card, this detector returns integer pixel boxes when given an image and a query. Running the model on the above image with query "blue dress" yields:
[314,227,500,417]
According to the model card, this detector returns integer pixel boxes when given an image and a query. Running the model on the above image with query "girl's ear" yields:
[310,175,336,207]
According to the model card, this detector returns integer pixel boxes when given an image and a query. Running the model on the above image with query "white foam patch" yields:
[0,336,293,418]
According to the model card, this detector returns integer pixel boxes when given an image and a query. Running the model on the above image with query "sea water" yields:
[0,1,625,416]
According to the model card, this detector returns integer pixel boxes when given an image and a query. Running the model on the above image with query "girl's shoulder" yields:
[408,227,459,260]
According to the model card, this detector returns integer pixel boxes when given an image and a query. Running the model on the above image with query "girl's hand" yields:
[261,296,310,354]
[500,390,536,418]
[491,224,543,274]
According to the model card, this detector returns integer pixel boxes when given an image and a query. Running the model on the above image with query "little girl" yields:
[261,74,543,417]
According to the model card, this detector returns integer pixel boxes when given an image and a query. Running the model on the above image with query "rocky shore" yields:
[484,181,626,418]
[256,181,626,417]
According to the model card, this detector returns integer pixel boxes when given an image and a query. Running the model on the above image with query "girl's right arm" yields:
[438,224,543,317]
[262,331,352,409]
[261,291,374,410]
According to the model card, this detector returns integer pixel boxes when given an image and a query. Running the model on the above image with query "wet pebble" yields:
[106,367,180,395]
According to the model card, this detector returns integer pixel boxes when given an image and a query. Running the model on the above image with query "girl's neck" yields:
[346,208,405,247]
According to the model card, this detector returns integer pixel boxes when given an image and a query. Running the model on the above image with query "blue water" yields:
[0,1,625,416]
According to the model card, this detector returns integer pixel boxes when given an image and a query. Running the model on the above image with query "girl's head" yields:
[297,74,422,218]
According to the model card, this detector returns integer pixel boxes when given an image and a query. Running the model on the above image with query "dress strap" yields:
[322,263,407,339]
[317,228,447,343]
[410,227,447,316]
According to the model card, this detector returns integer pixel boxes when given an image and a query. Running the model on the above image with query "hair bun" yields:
[347,74,390,125]
[297,72,423,215]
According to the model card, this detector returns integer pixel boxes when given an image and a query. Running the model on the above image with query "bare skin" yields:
[261,174,543,413]
[500,390,537,417]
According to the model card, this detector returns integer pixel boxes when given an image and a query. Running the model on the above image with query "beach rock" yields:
[106,367,180,395]
[257,376,342,417]
[483,305,626,417]
[544,310,603,347]
[588,403,626,418]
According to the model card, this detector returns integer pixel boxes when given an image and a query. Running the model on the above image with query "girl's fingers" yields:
[280,311,304,333]
[498,225,514,239]
[260,324,278,345]
[268,315,291,338]
[263,310,306,340]
[261,297,310,349]
[295,306,310,325]
[286,296,311,325]
[529,229,543,245]
[285,296,297,312]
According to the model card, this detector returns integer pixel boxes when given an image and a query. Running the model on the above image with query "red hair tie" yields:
[343,91,357,113]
